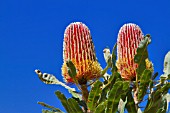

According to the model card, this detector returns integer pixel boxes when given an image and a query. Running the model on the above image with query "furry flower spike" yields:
[62,22,102,84]
[116,23,144,80]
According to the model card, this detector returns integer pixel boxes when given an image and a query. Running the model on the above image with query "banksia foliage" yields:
[36,22,170,113]
[116,23,144,80]
[62,22,102,84]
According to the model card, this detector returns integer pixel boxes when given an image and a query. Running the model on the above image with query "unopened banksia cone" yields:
[116,23,144,80]
[62,22,102,84]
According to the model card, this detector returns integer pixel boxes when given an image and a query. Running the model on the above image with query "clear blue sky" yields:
[0,0,170,113]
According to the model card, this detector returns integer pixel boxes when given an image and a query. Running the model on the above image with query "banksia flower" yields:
[116,23,144,80]
[62,22,102,84]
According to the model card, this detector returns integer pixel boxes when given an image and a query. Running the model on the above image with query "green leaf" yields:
[38,102,64,113]
[160,74,170,82]
[87,80,103,111]
[152,72,159,80]
[68,90,81,100]
[42,110,56,113]
[138,69,152,101]
[156,96,167,113]
[94,101,107,113]
[66,60,77,81]
[98,72,122,104]
[167,74,170,80]
[109,72,122,89]
[98,84,108,104]
[134,35,150,80]
[105,81,124,113]
[125,90,137,113]
[161,83,170,95]
[55,91,73,113]
[111,43,117,73]
[156,109,166,113]
[67,98,84,113]
[101,66,109,77]
[144,94,162,113]
[72,97,88,112]
[149,80,154,98]
[121,81,130,101]
[144,86,169,113]
[55,91,83,113]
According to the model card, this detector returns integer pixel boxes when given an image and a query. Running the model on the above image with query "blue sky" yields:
[0,0,170,113]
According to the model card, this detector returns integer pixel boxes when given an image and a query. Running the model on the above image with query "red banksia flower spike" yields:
[36,22,170,113]
[116,23,144,80]
[62,22,102,84]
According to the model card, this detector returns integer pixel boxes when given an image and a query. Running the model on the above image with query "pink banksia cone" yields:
[116,23,144,80]
[62,22,102,84]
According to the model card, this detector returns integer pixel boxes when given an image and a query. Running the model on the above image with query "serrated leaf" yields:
[121,81,130,101]
[38,102,64,113]
[134,35,150,79]
[144,96,162,113]
[110,72,122,86]
[98,72,122,104]
[144,88,164,113]
[125,90,137,113]
[87,80,103,111]
[98,84,109,104]
[138,69,152,101]
[66,60,77,80]
[67,98,84,113]
[72,97,88,112]
[55,91,73,113]
[94,101,107,113]
[105,81,124,113]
